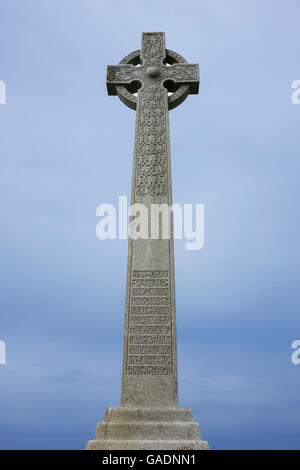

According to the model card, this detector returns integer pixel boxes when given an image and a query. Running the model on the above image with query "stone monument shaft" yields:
[107,32,199,407]
[87,32,210,450]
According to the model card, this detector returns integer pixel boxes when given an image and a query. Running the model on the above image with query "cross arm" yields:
[106,65,142,95]
[140,32,166,65]
[164,64,199,94]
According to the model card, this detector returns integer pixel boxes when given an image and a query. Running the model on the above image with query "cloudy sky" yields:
[1,0,300,449]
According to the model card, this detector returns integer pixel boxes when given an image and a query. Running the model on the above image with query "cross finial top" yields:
[107,32,199,110]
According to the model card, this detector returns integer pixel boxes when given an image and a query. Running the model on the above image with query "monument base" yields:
[86,407,210,450]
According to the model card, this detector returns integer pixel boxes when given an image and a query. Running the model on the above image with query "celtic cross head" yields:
[106,32,199,110]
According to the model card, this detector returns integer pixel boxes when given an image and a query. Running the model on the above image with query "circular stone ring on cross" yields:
[116,49,190,111]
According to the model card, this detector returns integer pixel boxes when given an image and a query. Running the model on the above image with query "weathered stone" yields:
[86,32,210,450]
[86,407,209,450]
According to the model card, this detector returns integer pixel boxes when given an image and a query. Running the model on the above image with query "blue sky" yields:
[0,0,300,449]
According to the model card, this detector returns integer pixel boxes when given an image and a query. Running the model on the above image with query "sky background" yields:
[1,0,300,449]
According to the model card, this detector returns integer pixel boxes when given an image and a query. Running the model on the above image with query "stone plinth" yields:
[86,407,210,450]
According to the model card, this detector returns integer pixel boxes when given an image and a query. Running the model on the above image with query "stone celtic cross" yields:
[87,32,210,450]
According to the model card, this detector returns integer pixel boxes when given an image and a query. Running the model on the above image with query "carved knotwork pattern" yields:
[142,33,164,65]
[110,63,197,85]
[108,65,142,81]
[164,64,198,81]
[110,43,198,110]
[136,83,167,197]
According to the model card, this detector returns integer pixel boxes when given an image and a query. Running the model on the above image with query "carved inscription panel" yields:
[126,270,172,375]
